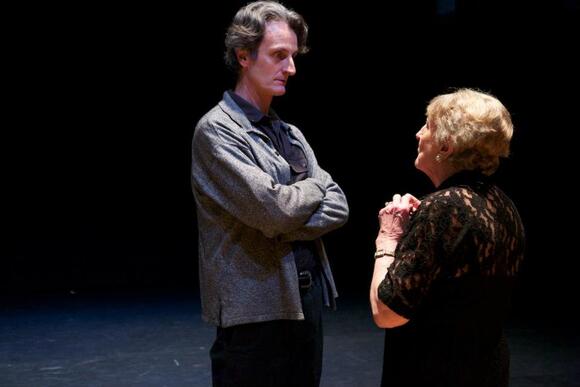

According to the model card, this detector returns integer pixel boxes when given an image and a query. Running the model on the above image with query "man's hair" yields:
[427,88,514,175]
[224,1,309,72]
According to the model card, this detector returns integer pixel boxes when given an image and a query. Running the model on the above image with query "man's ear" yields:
[236,49,250,68]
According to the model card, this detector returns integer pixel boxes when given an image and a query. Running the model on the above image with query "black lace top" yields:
[379,171,524,318]
[378,171,525,386]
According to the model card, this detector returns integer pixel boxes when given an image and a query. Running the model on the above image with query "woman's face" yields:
[415,120,440,181]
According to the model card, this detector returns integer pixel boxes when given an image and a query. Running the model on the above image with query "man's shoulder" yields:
[196,94,246,131]
[197,102,226,126]
[193,102,250,149]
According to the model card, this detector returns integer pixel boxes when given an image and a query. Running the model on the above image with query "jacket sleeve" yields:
[279,129,349,242]
[192,119,325,239]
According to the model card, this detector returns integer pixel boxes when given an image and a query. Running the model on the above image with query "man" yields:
[191,1,349,386]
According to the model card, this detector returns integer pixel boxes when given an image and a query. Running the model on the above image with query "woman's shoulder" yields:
[422,185,473,207]
[417,185,487,223]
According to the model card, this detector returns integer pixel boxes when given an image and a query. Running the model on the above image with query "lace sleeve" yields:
[377,193,470,319]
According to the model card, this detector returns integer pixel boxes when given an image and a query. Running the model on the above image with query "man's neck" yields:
[234,82,272,114]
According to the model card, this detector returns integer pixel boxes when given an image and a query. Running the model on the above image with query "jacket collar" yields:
[218,91,291,137]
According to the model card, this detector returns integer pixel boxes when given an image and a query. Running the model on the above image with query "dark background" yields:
[5,0,580,321]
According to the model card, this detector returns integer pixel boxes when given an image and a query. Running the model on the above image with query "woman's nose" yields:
[416,126,424,139]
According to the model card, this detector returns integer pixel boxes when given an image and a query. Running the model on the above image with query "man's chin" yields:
[272,86,287,96]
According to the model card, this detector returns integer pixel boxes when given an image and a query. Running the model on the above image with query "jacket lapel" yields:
[218,92,269,140]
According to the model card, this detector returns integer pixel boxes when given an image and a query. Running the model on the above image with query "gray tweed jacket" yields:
[191,92,349,327]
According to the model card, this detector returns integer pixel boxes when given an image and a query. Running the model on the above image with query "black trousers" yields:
[210,271,323,387]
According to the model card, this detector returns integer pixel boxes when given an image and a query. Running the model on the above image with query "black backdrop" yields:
[5,0,580,319]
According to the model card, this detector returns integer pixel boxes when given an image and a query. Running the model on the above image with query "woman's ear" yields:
[439,141,454,158]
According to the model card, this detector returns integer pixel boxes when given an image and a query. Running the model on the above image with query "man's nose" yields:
[284,56,296,76]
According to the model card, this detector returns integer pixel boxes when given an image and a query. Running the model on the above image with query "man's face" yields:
[240,20,298,98]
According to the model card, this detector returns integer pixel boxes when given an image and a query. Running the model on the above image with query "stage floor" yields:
[1,291,579,386]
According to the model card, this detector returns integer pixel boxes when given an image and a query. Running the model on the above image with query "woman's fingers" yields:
[392,194,402,204]
[384,193,421,217]
[405,193,421,209]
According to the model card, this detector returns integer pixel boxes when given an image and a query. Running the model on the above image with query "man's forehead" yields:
[262,21,298,50]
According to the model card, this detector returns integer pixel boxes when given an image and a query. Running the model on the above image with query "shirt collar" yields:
[227,90,290,130]
[227,90,270,123]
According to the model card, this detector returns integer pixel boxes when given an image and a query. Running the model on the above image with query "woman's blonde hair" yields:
[427,88,513,175]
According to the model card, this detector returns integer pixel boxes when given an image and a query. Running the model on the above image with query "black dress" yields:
[378,171,525,387]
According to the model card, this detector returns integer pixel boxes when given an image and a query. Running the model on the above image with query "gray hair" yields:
[224,1,309,73]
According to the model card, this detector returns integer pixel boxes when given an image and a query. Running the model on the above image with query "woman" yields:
[370,88,525,386]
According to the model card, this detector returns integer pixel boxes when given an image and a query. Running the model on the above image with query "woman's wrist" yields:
[375,238,397,252]
[374,248,395,259]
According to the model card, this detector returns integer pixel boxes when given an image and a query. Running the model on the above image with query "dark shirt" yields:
[378,170,525,386]
[228,91,318,273]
